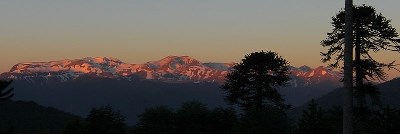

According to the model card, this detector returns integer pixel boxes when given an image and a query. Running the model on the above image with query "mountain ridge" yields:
[1,56,341,86]
[0,56,346,124]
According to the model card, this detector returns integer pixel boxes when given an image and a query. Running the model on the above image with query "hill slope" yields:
[10,78,227,125]
[291,78,400,119]
[0,100,80,134]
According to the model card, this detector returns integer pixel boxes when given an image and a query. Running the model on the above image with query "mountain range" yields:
[0,56,344,124]
[1,56,341,86]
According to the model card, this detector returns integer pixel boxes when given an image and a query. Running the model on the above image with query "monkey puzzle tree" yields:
[343,1,354,133]
[321,5,400,107]
[222,51,291,111]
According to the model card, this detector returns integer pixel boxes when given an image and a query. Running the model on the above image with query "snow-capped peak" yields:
[2,56,341,85]
[298,65,312,72]
[156,56,200,65]
[83,57,122,65]
[290,65,340,86]
[4,56,234,83]
[9,57,125,77]
[146,56,202,70]
[291,66,333,76]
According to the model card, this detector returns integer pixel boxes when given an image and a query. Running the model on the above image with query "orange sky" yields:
[1,0,400,80]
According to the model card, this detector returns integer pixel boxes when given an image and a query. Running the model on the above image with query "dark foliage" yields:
[233,107,292,134]
[62,119,87,134]
[321,4,400,108]
[222,51,291,111]
[321,5,400,71]
[354,82,381,107]
[134,106,175,134]
[296,106,343,134]
[295,100,400,134]
[62,106,127,134]
[220,51,293,133]
[0,80,14,101]
[324,106,343,133]
[296,99,328,134]
[0,80,15,134]
[352,106,400,134]
[0,100,80,134]
[207,107,237,133]
[174,101,214,134]
[133,101,237,134]
[369,106,400,134]
[86,106,126,134]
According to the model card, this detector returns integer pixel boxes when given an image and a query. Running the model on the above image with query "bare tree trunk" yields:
[343,0,354,134]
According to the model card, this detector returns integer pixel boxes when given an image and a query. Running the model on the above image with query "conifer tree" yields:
[296,99,327,134]
[222,51,291,111]
[321,5,400,107]
[86,106,126,134]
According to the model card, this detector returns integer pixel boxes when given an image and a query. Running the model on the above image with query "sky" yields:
[1,0,400,78]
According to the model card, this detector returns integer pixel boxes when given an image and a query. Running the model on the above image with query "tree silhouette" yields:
[134,106,175,134]
[296,99,328,134]
[353,106,376,134]
[370,106,400,134]
[63,119,87,134]
[133,101,237,134]
[222,51,291,111]
[0,80,14,101]
[321,5,400,107]
[86,106,126,134]
[324,106,343,133]
[174,101,212,134]
[343,0,354,133]
[233,106,292,134]
[207,107,237,134]
[322,5,400,70]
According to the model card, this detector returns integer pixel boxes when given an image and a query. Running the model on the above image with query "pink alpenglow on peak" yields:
[2,56,340,85]
[4,56,234,83]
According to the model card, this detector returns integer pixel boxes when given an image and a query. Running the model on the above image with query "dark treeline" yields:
[60,101,237,134]
[296,100,400,134]
[62,101,291,134]
[58,100,400,134]
[132,101,237,134]
[3,95,399,134]
[62,106,126,134]
[0,100,80,134]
